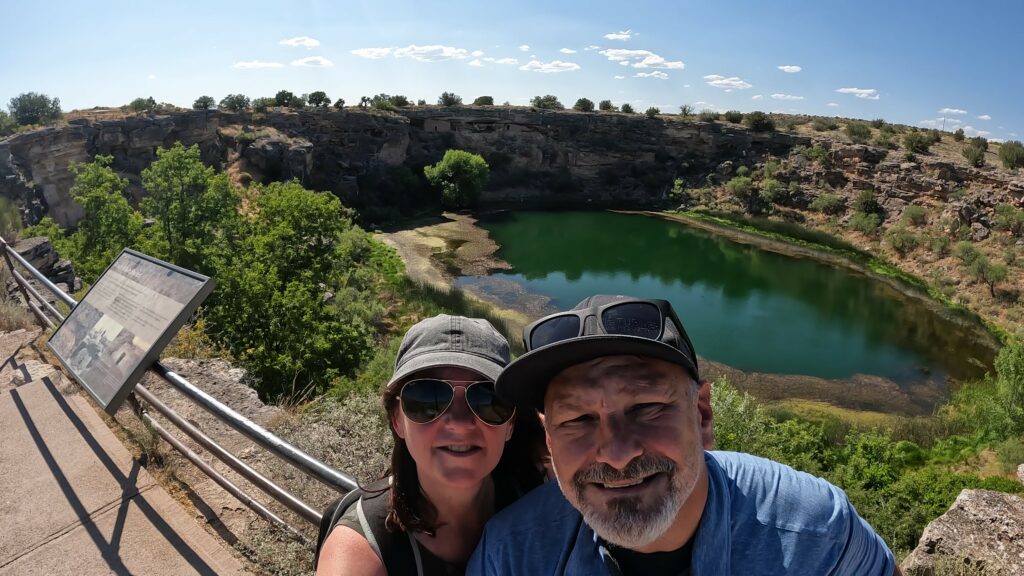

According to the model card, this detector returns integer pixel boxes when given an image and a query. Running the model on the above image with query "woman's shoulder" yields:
[316,524,387,576]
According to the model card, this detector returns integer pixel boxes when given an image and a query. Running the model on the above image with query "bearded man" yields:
[468,295,899,575]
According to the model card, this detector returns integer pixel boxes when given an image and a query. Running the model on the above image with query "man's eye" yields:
[631,403,666,418]
[559,414,594,427]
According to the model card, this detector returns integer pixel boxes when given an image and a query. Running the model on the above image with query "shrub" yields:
[530,95,563,110]
[812,118,838,132]
[438,92,462,106]
[8,92,62,125]
[0,110,16,136]
[220,94,251,111]
[333,98,346,109]
[679,104,694,117]
[803,144,828,163]
[424,150,490,209]
[887,226,919,255]
[953,128,965,142]
[760,178,783,203]
[369,94,397,111]
[192,95,216,110]
[904,131,933,154]
[620,103,635,114]
[809,193,845,215]
[127,96,157,112]
[252,97,275,111]
[998,140,1024,169]
[598,99,615,112]
[307,91,331,108]
[872,133,898,150]
[417,99,427,106]
[962,136,988,167]
[969,255,1007,296]
[870,118,885,129]
[849,212,881,235]
[723,110,743,123]
[573,98,595,112]
[993,204,1024,236]
[744,111,775,132]
[853,189,882,215]
[644,107,660,118]
[735,165,751,177]
[472,96,494,106]
[698,109,719,122]
[954,241,981,265]
[845,122,871,144]
[902,205,928,226]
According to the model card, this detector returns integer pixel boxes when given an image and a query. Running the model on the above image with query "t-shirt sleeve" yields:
[466,522,496,576]
[831,492,896,576]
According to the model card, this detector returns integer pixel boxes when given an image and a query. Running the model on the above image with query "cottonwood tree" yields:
[424,150,489,209]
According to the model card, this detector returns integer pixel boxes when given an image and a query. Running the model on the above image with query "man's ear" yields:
[697,379,714,450]
[539,413,553,453]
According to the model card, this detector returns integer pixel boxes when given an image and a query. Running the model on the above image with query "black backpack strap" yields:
[358,489,421,575]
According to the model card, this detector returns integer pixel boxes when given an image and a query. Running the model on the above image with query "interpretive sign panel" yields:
[48,249,214,414]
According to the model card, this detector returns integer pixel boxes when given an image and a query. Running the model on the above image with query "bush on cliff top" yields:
[8,92,62,125]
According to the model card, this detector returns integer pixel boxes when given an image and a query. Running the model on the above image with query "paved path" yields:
[0,329,247,575]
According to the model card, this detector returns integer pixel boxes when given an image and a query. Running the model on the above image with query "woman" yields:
[316,314,545,576]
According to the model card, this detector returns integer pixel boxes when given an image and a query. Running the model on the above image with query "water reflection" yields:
[460,211,995,386]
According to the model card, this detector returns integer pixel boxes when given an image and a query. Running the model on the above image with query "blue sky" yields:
[3,0,1020,141]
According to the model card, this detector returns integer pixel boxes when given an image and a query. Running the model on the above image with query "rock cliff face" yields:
[0,108,807,227]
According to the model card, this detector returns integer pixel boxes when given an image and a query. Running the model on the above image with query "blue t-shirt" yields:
[468,451,895,575]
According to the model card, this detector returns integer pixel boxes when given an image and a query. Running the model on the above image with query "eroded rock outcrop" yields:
[902,489,1024,576]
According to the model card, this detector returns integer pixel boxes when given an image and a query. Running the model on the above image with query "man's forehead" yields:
[545,355,685,407]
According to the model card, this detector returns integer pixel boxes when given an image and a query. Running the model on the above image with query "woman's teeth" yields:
[443,445,475,453]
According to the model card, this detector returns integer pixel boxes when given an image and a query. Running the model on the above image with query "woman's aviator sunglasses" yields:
[399,379,516,426]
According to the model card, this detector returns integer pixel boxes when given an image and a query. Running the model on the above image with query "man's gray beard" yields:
[556,454,687,549]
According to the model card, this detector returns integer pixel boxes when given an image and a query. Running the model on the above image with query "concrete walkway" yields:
[0,329,247,575]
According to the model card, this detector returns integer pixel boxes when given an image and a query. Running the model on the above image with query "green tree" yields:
[127,96,157,112]
[573,98,595,112]
[140,143,241,273]
[424,150,490,209]
[193,95,216,110]
[333,98,346,109]
[389,95,411,107]
[8,92,62,125]
[679,104,694,117]
[369,94,397,111]
[438,92,463,106]
[969,255,1007,297]
[962,136,988,167]
[644,107,660,118]
[598,99,615,112]
[620,103,635,114]
[251,97,275,111]
[275,90,296,107]
[723,110,743,123]
[219,94,251,112]
[307,91,331,108]
[998,140,1024,169]
[530,95,564,110]
[744,111,775,132]
[903,131,932,154]
[954,241,981,265]
[845,122,871,144]
[64,156,144,282]
[472,96,494,106]
[953,128,965,142]
[0,110,17,136]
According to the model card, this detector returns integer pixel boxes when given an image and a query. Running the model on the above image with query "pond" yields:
[456,211,995,393]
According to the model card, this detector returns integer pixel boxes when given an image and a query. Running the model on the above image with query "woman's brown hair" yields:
[380,383,546,535]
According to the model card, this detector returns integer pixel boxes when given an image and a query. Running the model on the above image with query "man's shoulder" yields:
[488,480,581,536]
[707,451,848,534]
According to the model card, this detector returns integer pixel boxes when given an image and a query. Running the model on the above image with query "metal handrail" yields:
[1,235,356,538]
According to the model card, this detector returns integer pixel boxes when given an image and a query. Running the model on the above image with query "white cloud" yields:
[233,60,284,69]
[598,49,683,69]
[751,94,763,100]
[635,71,668,80]
[519,59,581,73]
[147,74,157,80]
[291,56,334,67]
[976,114,992,120]
[493,57,518,65]
[560,48,577,54]
[351,47,392,59]
[280,36,320,49]
[704,74,752,90]
[472,50,484,57]
[393,44,472,61]
[777,65,802,73]
[963,125,991,137]
[604,29,632,41]
[827,102,839,107]
[683,84,691,88]
[468,59,484,67]
[919,117,964,129]
[585,45,601,51]
[614,75,625,79]
[939,107,967,115]
[519,44,530,52]
[836,87,880,100]
[771,93,804,101]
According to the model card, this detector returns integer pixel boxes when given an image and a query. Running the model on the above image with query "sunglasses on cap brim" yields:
[398,378,516,426]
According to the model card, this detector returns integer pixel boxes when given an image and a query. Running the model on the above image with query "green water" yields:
[457,211,995,386]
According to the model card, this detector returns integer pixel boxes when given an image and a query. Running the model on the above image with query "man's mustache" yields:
[573,455,676,487]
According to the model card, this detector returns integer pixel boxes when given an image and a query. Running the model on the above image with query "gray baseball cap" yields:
[387,314,511,388]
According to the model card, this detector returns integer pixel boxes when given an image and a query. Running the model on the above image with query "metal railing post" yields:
[1,236,37,313]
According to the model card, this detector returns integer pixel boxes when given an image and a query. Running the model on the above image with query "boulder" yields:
[971,222,991,241]
[902,489,1024,576]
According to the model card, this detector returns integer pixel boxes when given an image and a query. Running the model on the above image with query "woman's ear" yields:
[391,408,406,440]
[504,417,515,442]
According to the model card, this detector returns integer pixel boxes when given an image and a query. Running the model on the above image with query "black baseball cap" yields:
[496,295,700,412]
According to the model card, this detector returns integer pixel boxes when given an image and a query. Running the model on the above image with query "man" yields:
[468,295,899,575]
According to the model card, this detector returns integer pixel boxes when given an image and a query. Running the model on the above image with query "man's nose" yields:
[594,414,642,470]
